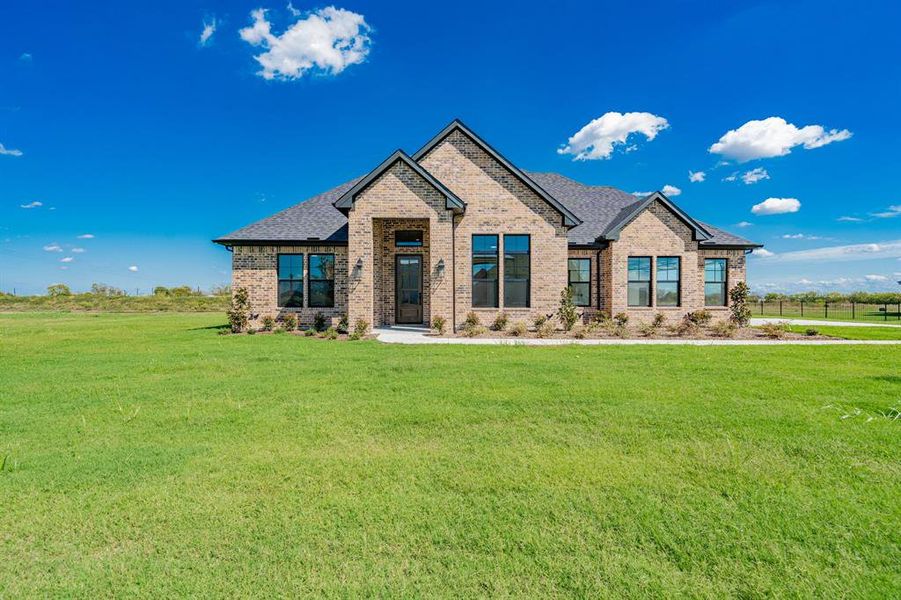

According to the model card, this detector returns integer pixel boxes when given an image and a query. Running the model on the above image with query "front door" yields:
[395,255,423,324]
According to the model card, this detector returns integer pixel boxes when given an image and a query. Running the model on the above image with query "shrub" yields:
[508,321,527,337]
[463,324,487,338]
[491,312,509,331]
[572,325,587,339]
[281,314,297,331]
[47,283,72,297]
[90,283,126,297]
[226,287,250,333]
[672,320,700,337]
[324,326,338,340]
[729,281,752,327]
[711,320,737,338]
[261,315,275,331]
[804,327,820,337]
[613,312,629,326]
[337,314,349,334]
[350,319,369,340]
[464,311,480,328]
[304,328,316,337]
[533,314,548,328]
[273,328,285,335]
[246,328,256,335]
[558,287,579,332]
[613,324,630,338]
[684,309,712,327]
[432,315,447,335]
[760,322,790,339]
[638,322,658,337]
[652,313,666,328]
[536,320,555,338]
[313,312,328,332]
[591,310,610,324]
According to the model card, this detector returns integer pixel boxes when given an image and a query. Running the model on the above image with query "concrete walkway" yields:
[751,317,901,328]
[374,326,901,346]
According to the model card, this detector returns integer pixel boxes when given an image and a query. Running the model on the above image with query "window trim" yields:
[503,233,531,308]
[655,256,681,307]
[568,257,591,307]
[394,229,423,248]
[277,252,304,308]
[627,256,652,308]
[308,253,336,308]
[704,257,729,307]
[471,234,499,308]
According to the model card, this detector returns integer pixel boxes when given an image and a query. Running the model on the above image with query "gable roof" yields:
[412,119,582,228]
[333,150,465,212]
[602,191,712,242]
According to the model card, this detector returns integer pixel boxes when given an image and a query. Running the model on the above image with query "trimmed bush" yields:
[536,320,555,338]
[313,312,328,332]
[281,314,297,332]
[261,316,275,331]
[684,309,712,327]
[432,316,447,335]
[558,287,579,332]
[508,321,527,337]
[804,327,820,337]
[491,312,509,331]
[760,322,790,339]
[304,328,316,337]
[729,281,752,327]
[711,320,737,338]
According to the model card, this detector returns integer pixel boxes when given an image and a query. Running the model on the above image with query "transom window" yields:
[277,254,304,308]
[568,258,591,307]
[395,230,423,247]
[503,235,530,308]
[704,258,728,306]
[308,254,335,308]
[472,235,499,308]
[656,257,680,307]
[627,257,651,307]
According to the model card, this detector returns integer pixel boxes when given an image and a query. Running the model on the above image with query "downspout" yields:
[451,216,457,332]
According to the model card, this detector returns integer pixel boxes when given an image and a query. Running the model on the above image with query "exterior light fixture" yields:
[436,259,445,276]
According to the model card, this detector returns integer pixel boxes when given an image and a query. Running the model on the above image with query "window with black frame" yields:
[656,257,680,307]
[568,258,591,307]
[277,254,304,308]
[394,230,423,247]
[704,258,727,306]
[504,235,530,308]
[308,254,335,308]
[472,235,498,308]
[627,257,651,307]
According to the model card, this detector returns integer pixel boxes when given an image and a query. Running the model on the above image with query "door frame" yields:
[395,254,424,324]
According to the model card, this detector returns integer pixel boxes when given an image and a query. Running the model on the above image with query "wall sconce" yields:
[436,259,445,277]
[353,257,364,278]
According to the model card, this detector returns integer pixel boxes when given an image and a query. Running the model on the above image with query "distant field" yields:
[1,313,899,596]
[782,324,901,340]
[0,294,228,312]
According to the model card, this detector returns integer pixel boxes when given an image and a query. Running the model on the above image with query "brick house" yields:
[215,120,761,331]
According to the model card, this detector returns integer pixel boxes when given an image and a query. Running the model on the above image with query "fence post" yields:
[825,302,828,319]
[780,301,783,316]
[800,301,804,317]
[885,303,888,321]
[852,302,855,320]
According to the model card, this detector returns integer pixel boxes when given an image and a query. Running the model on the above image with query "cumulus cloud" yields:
[751,197,800,215]
[199,17,217,46]
[240,6,372,80]
[558,111,669,160]
[761,240,901,263]
[128,265,139,272]
[872,205,901,218]
[741,167,770,185]
[287,2,301,16]
[77,233,95,239]
[864,274,888,282]
[43,243,62,252]
[71,247,86,253]
[735,221,753,228]
[709,117,852,162]
[662,184,681,197]
[0,143,23,157]
[753,248,774,257]
[688,170,705,183]
[20,201,42,209]
[60,256,74,263]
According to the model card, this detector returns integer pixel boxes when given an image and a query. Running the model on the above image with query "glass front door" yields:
[395,255,423,324]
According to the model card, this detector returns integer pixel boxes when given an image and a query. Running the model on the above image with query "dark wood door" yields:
[395,255,423,324]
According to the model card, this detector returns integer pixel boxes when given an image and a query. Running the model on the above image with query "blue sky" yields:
[2,0,899,295]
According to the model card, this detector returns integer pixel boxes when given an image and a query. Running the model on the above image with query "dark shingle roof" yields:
[215,171,760,249]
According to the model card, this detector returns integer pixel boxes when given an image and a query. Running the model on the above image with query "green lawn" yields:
[783,324,901,340]
[2,313,899,597]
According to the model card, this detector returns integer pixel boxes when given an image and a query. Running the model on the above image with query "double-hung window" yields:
[656,257,680,307]
[277,254,304,308]
[472,235,499,308]
[704,258,728,306]
[627,257,651,307]
[308,254,335,308]
[503,235,530,308]
[568,258,591,307]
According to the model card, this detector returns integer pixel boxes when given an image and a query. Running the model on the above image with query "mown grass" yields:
[1,313,899,597]
[0,293,228,312]
[783,324,901,340]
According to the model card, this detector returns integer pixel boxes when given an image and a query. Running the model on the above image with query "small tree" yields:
[47,283,72,297]
[153,286,171,297]
[227,287,250,333]
[558,287,579,332]
[729,281,751,327]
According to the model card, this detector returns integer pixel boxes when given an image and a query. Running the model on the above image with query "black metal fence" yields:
[757,301,901,322]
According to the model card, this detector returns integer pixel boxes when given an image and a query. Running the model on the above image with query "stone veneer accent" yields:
[232,244,348,327]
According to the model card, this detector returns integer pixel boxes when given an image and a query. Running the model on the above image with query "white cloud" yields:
[128,265,139,272]
[43,243,62,252]
[77,233,95,239]
[287,2,301,16]
[762,240,901,263]
[796,278,813,285]
[837,216,864,222]
[723,172,738,182]
[735,221,753,228]
[864,274,888,282]
[558,111,669,160]
[709,117,852,162]
[753,248,774,257]
[199,17,217,46]
[662,184,681,197]
[741,167,770,185]
[751,197,800,215]
[688,170,705,183]
[872,205,901,218]
[60,256,74,263]
[2,143,24,157]
[20,201,42,209]
[240,6,372,80]
[781,233,823,240]
[71,247,86,253]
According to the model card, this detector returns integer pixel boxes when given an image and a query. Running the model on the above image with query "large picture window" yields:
[472,235,499,308]
[308,254,335,308]
[504,235,530,308]
[395,230,423,247]
[704,258,728,306]
[277,254,304,308]
[627,257,651,307]
[656,257,680,307]
[568,258,591,307]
